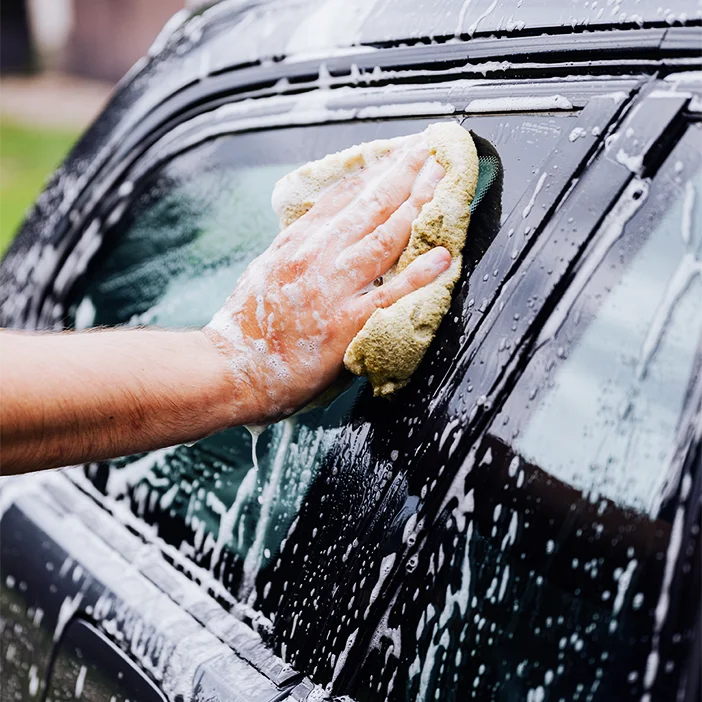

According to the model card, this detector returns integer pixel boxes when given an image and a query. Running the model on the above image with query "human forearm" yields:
[1,135,450,474]
[0,329,247,474]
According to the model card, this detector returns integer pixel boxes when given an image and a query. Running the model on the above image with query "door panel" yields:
[0,474,299,702]
[7,60,695,701]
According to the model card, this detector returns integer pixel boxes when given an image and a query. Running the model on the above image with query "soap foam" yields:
[274,122,479,396]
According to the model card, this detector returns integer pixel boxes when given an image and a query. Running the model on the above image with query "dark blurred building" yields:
[66,0,185,82]
[0,0,34,73]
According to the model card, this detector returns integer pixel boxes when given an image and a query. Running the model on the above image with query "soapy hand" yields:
[204,135,448,425]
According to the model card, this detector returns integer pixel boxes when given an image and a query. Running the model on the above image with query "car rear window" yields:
[65,113,579,607]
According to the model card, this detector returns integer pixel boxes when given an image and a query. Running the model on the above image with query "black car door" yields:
[1,14,699,700]
[0,74,630,700]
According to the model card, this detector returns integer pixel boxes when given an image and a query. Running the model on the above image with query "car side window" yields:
[348,123,701,702]
[65,112,579,615]
[507,149,702,515]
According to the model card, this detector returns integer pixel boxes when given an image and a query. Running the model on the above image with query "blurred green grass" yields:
[0,118,79,256]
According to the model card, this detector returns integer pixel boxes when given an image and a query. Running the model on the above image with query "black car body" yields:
[1,1,701,700]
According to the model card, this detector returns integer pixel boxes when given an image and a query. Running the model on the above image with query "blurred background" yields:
[0,0,186,255]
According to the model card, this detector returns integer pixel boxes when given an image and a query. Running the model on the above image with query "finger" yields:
[338,157,445,284]
[271,141,418,252]
[283,134,424,228]
[326,139,432,249]
[354,246,452,320]
[271,163,390,252]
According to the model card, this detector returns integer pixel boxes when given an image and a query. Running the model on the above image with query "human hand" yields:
[203,134,448,425]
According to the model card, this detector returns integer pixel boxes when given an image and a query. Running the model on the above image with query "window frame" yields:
[0,73,643,330]
[59,100,595,611]
[55,79,665,685]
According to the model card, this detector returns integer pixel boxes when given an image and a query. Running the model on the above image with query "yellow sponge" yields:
[272,122,479,397]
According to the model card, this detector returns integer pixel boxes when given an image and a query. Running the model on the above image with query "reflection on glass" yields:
[516,170,702,514]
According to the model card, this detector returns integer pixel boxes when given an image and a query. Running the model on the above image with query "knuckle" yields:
[375,279,406,309]
[334,249,353,272]
[403,265,425,290]
[414,176,436,202]
[342,173,364,194]
[373,286,393,309]
[282,253,308,277]
[404,148,429,171]
[406,196,426,220]
[371,226,397,256]
[370,188,395,215]
[395,200,418,226]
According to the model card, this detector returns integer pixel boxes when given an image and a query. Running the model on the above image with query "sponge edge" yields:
[272,122,479,397]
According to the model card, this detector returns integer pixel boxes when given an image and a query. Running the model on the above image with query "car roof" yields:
[185,0,701,64]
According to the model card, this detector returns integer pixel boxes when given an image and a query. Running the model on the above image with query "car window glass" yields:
[512,171,702,513]
[66,113,577,607]
[346,124,701,702]
[467,115,577,226]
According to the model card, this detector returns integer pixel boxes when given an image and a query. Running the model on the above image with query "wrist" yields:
[198,326,265,428]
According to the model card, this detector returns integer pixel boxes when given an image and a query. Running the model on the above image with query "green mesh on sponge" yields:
[471,154,503,213]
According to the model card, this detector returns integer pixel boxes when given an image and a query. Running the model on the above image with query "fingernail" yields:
[430,160,446,184]
[420,157,445,185]
[428,247,451,273]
